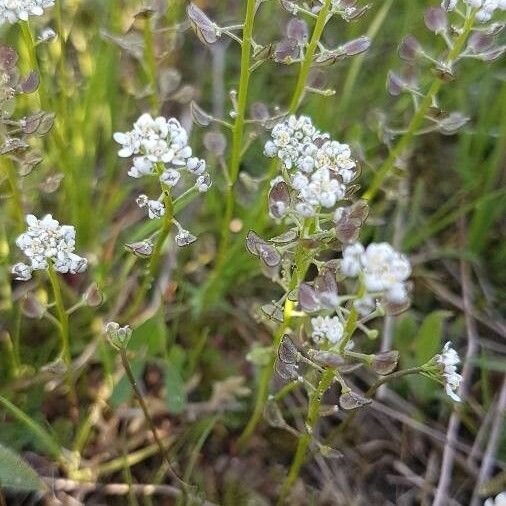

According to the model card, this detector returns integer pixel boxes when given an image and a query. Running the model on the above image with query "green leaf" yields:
[165,355,186,414]
[130,309,166,355]
[415,310,452,365]
[0,443,45,492]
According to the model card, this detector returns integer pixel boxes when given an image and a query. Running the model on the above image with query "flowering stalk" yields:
[364,9,477,201]
[215,0,256,267]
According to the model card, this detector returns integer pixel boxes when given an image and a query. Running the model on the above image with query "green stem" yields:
[237,237,312,449]
[47,263,78,412]
[288,0,332,113]
[364,11,477,201]
[127,172,174,318]
[215,0,256,267]
[2,157,24,231]
[143,16,159,112]
[277,368,335,504]
[119,348,187,488]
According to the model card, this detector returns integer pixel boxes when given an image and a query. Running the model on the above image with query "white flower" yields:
[136,194,165,219]
[196,173,212,192]
[12,262,32,281]
[0,0,54,25]
[361,243,411,302]
[13,214,87,277]
[441,0,458,10]
[436,342,462,402]
[485,492,506,506]
[341,243,365,277]
[160,169,181,187]
[299,167,345,208]
[265,115,356,220]
[114,113,199,174]
[311,315,344,344]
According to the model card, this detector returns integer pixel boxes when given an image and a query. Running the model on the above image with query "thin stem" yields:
[119,348,187,488]
[215,0,256,268]
[127,172,174,318]
[143,16,159,113]
[237,236,312,449]
[277,368,335,504]
[364,11,477,201]
[288,0,332,113]
[2,157,24,230]
[47,264,78,414]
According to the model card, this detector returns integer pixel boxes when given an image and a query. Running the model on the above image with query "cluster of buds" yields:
[12,214,87,281]
[0,0,54,25]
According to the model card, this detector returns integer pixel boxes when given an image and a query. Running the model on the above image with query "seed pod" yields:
[268,180,290,219]
[274,38,299,64]
[191,101,212,127]
[83,282,104,307]
[187,3,219,45]
[260,303,284,322]
[398,35,421,62]
[371,350,399,375]
[278,335,299,364]
[275,358,299,380]
[339,390,371,410]
[125,240,154,258]
[286,18,308,45]
[424,7,447,34]
[20,71,39,94]
[298,283,320,312]
[387,71,406,96]
[342,36,371,56]
[264,400,287,428]
[203,131,226,156]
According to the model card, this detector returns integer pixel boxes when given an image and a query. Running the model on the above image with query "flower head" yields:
[436,342,462,402]
[342,242,411,303]
[0,0,54,25]
[113,113,208,189]
[264,115,357,219]
[311,315,344,345]
[13,214,87,278]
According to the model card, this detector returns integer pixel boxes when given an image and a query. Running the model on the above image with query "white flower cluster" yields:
[443,0,506,21]
[342,242,411,304]
[12,214,87,281]
[265,115,357,217]
[436,342,462,402]
[113,113,210,219]
[311,315,344,345]
[0,0,54,24]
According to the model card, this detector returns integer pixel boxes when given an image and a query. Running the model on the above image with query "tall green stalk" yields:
[215,0,257,268]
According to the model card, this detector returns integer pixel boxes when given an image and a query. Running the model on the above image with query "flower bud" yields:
[104,322,132,350]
